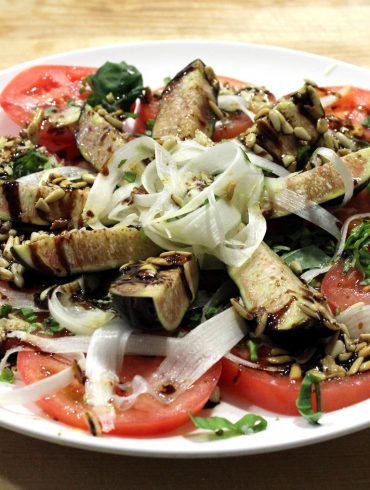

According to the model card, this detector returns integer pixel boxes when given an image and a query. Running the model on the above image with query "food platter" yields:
[0,40,369,458]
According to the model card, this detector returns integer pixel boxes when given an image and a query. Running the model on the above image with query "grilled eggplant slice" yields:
[0,181,88,228]
[110,251,198,331]
[264,147,370,217]
[229,242,338,332]
[152,59,219,140]
[242,83,362,171]
[12,227,160,276]
[76,105,130,170]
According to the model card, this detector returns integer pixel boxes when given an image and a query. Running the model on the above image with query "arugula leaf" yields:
[296,371,323,424]
[282,245,331,271]
[13,150,52,178]
[362,116,370,128]
[343,219,370,283]
[0,367,14,384]
[189,412,267,437]
[86,61,144,112]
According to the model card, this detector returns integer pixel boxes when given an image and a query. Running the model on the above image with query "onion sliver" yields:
[149,307,246,402]
[0,366,75,407]
[313,147,354,205]
[272,188,340,239]
[48,279,115,336]
[337,304,370,339]
[245,152,290,177]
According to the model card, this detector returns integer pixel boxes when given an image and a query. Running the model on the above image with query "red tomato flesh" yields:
[17,351,221,436]
[321,260,370,313]
[221,358,370,415]
[322,85,370,141]
[0,65,95,159]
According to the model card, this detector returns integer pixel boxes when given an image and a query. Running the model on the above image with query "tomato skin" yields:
[0,65,95,127]
[321,261,370,313]
[220,358,370,415]
[322,86,370,141]
[0,65,95,159]
[17,351,221,436]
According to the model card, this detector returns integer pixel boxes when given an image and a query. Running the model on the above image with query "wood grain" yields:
[0,1,369,489]
[0,0,369,70]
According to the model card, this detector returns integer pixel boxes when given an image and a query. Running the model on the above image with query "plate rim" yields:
[0,39,369,458]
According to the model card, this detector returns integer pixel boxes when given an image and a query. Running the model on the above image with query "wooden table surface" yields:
[0,1,370,489]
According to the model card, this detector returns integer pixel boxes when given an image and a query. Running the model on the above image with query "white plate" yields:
[0,40,369,458]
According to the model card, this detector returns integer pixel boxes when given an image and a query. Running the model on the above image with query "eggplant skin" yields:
[76,105,130,171]
[264,147,370,218]
[11,227,161,277]
[0,181,88,228]
[152,59,219,140]
[110,252,199,331]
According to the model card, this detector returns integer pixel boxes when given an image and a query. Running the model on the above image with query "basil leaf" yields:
[362,116,370,129]
[86,61,144,112]
[283,245,331,271]
[13,150,52,178]
[189,412,268,437]
[296,371,323,424]
[0,367,14,384]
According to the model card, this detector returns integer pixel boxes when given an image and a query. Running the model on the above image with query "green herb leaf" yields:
[43,107,57,116]
[189,412,267,437]
[205,306,223,319]
[13,150,52,178]
[0,304,12,318]
[163,76,171,84]
[20,307,37,323]
[146,119,155,131]
[362,116,370,129]
[283,245,331,271]
[123,171,136,183]
[343,219,370,282]
[296,371,323,424]
[247,339,258,362]
[86,61,144,112]
[0,367,14,384]
[67,98,76,107]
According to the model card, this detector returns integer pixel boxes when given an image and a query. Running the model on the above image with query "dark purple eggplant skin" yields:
[152,59,219,140]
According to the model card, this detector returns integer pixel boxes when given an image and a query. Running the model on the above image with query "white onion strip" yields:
[149,307,246,402]
[245,152,290,177]
[225,352,282,372]
[7,330,182,356]
[273,188,341,239]
[313,147,354,205]
[337,304,370,339]
[48,280,115,336]
[0,366,74,407]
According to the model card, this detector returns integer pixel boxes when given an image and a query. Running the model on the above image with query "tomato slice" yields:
[220,358,370,415]
[17,351,221,436]
[321,260,370,313]
[322,86,370,141]
[0,65,95,159]
[0,65,95,127]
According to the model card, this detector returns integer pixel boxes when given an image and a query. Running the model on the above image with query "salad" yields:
[0,57,368,439]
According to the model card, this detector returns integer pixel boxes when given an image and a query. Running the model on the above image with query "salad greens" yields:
[13,150,52,178]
